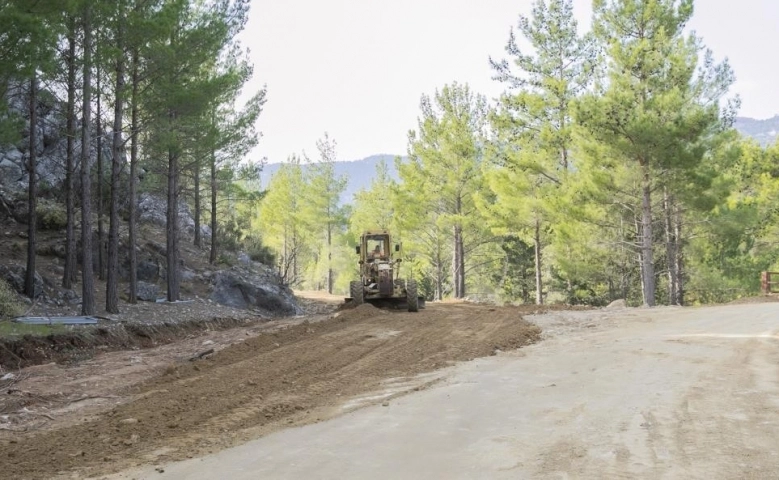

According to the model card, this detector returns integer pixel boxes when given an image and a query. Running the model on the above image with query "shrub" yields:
[244,235,276,266]
[37,200,68,230]
[0,278,22,319]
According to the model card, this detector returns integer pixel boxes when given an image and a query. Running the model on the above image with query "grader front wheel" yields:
[350,280,364,306]
[406,279,419,312]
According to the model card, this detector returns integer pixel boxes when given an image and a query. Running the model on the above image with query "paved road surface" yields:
[115,303,779,479]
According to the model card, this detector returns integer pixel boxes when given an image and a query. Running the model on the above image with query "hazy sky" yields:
[240,0,779,163]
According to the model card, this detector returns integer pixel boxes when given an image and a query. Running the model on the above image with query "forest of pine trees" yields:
[2,0,778,311]
[256,0,776,307]
[0,0,264,314]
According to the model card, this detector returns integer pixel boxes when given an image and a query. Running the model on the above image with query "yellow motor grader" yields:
[347,230,422,312]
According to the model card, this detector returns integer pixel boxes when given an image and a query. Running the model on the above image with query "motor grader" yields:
[347,230,423,312]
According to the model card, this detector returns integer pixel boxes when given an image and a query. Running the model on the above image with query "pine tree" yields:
[576,0,735,306]
[488,0,594,305]
[304,134,347,294]
[350,158,396,235]
[105,0,128,313]
[258,155,308,285]
[80,0,96,314]
[401,83,489,298]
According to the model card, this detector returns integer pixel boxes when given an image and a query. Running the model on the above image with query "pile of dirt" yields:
[0,302,540,479]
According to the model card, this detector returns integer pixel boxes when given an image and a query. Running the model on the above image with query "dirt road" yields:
[113,302,779,479]
[0,301,540,479]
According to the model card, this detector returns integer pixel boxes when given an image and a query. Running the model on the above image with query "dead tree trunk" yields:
[24,75,38,299]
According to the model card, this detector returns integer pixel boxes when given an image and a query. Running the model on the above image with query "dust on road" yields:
[0,302,540,479]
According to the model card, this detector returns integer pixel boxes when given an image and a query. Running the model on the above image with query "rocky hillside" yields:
[0,84,300,321]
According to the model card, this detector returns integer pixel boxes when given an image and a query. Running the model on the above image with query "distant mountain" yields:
[734,115,779,146]
[259,115,779,203]
[260,154,403,205]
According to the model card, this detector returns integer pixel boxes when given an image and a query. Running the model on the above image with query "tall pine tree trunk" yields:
[209,150,217,264]
[435,239,443,301]
[639,162,655,306]
[452,224,465,298]
[63,18,77,289]
[25,74,37,299]
[327,222,333,294]
[106,17,125,314]
[80,6,95,315]
[194,157,201,248]
[663,188,678,305]
[167,143,180,302]
[96,64,105,281]
[674,203,684,306]
[128,48,139,304]
[534,217,543,305]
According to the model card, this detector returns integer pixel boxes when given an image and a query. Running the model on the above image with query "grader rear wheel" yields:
[406,279,419,312]
[350,280,364,306]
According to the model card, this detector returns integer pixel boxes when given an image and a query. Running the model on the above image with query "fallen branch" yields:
[188,348,214,362]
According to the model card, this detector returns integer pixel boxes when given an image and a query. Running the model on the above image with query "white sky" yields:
[240,0,779,164]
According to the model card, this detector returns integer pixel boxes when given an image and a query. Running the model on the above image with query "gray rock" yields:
[210,267,300,317]
[138,193,198,236]
[180,268,196,282]
[135,281,159,302]
[0,264,44,298]
[237,252,252,265]
[58,289,80,304]
[137,260,160,282]
[0,157,24,185]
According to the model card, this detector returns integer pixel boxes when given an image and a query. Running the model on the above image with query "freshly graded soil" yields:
[0,301,540,479]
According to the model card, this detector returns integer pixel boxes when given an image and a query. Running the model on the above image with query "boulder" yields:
[58,289,80,305]
[135,281,159,302]
[210,267,300,317]
[0,264,44,298]
[606,299,627,310]
[138,193,203,237]
[137,260,160,282]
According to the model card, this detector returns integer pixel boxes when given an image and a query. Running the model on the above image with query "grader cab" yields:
[347,230,421,312]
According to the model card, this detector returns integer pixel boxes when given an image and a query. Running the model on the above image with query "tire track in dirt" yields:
[1,302,541,479]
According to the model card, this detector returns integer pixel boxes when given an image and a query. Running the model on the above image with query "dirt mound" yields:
[0,302,540,479]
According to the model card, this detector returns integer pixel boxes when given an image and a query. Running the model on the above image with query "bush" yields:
[37,200,68,230]
[0,278,22,319]
[244,235,276,266]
